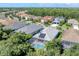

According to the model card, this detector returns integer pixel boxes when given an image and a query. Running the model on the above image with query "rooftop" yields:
[33,27,59,41]
[62,28,79,43]
[16,12,29,17]
[0,19,16,26]
[31,15,42,20]
[68,19,79,25]
[42,16,54,21]
[53,16,65,23]
[15,24,43,35]
[3,21,27,30]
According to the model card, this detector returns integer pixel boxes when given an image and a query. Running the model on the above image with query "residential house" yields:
[0,19,15,26]
[33,27,59,41]
[29,27,59,49]
[0,13,6,20]
[15,24,43,35]
[62,28,79,48]
[68,19,79,30]
[0,19,16,26]
[31,15,42,21]
[3,21,27,30]
[16,12,41,21]
[16,12,30,20]
[12,17,19,21]
[52,16,65,25]
[41,16,54,23]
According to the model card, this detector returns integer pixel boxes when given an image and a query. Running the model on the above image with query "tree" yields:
[0,41,12,56]
[2,32,8,40]
[27,49,47,56]
[45,40,62,56]
[27,8,79,19]
[7,32,32,44]
[59,20,65,26]
[27,39,63,56]
[0,30,33,56]
[11,43,32,56]
[62,44,79,56]
[0,26,13,40]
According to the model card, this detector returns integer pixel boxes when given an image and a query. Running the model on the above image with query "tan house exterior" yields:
[41,16,54,23]
[62,28,79,48]
[68,19,79,30]
[16,12,30,20]
[0,19,16,26]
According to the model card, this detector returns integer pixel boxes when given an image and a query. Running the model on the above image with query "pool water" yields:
[33,43,44,49]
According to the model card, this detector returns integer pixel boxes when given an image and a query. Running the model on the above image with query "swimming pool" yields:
[33,43,44,49]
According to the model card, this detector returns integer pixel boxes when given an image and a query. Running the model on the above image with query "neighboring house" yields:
[0,19,16,26]
[41,16,54,23]
[16,12,41,21]
[29,27,59,49]
[16,12,30,20]
[16,11,26,16]
[62,28,79,48]
[52,16,65,25]
[0,13,6,20]
[3,21,27,30]
[68,19,79,30]
[31,15,42,20]
[13,17,19,21]
[15,24,43,35]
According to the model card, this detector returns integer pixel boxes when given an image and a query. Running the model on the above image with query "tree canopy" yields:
[0,25,33,56]
[27,8,79,20]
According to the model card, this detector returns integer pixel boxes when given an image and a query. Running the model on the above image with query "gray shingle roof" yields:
[3,21,26,30]
[33,27,59,41]
[15,24,43,35]
[53,16,65,23]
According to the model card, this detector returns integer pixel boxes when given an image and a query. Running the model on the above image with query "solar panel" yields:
[39,33,46,38]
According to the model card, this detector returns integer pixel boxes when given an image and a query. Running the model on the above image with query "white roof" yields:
[68,19,79,25]
[33,27,59,41]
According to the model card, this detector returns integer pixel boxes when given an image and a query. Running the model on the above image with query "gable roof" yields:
[15,24,43,35]
[33,27,59,41]
[62,28,79,43]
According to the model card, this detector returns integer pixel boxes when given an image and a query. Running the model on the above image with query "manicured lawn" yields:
[61,23,71,30]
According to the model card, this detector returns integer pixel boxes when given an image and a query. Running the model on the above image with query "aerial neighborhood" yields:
[0,8,79,56]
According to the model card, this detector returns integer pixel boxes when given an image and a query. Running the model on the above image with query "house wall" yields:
[72,24,79,30]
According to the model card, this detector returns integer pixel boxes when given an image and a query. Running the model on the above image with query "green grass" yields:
[61,23,71,30]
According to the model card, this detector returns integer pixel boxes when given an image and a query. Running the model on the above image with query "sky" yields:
[0,3,79,8]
